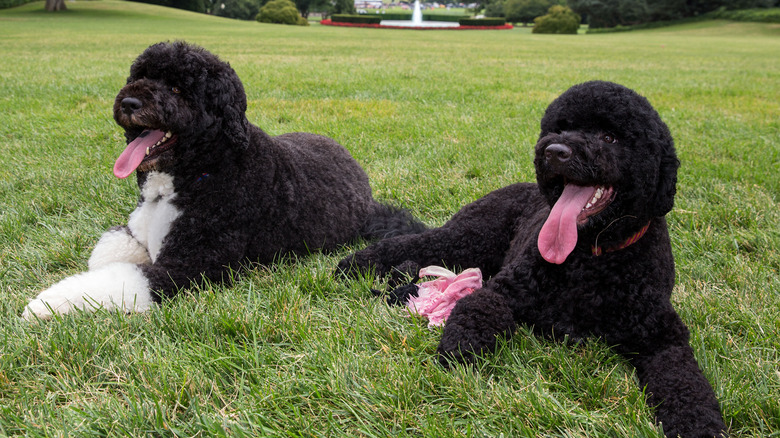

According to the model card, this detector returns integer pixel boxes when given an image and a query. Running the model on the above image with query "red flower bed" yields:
[320,19,513,30]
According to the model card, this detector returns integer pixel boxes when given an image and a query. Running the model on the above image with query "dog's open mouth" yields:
[537,184,615,265]
[578,185,614,224]
[113,129,178,179]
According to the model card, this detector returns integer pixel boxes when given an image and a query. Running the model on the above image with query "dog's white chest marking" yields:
[128,172,181,263]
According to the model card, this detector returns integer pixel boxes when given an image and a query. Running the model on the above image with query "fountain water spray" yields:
[412,0,423,25]
[378,0,459,27]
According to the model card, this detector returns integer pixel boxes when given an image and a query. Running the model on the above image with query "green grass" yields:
[1,1,779,436]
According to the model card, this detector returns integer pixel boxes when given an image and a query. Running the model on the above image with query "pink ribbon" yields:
[406,266,482,327]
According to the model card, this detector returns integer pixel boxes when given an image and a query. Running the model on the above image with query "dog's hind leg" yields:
[360,203,427,240]
[338,221,506,290]
[88,226,151,270]
[338,183,546,286]
[22,262,154,320]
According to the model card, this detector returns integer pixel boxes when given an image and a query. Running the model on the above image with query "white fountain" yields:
[380,0,460,28]
[411,0,423,25]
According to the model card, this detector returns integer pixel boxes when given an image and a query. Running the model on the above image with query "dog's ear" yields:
[223,104,250,150]
[652,144,680,217]
[208,67,250,150]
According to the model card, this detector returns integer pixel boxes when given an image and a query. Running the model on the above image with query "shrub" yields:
[484,0,505,17]
[256,0,308,25]
[459,17,507,26]
[532,5,580,33]
[331,14,382,24]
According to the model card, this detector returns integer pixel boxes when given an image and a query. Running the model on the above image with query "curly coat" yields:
[23,41,424,319]
[339,81,726,438]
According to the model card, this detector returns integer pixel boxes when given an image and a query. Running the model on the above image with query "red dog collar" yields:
[592,221,651,256]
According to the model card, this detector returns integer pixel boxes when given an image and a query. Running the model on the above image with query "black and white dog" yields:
[23,41,424,319]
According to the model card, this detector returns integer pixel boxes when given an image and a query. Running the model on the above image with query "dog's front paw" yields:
[22,263,154,320]
[435,290,516,367]
[436,322,480,367]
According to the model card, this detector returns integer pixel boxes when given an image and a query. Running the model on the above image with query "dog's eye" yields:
[602,134,617,144]
[171,86,181,94]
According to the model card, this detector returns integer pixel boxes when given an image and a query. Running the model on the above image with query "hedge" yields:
[424,13,469,22]
[459,17,506,26]
[362,12,468,22]
[364,12,410,20]
[331,14,382,24]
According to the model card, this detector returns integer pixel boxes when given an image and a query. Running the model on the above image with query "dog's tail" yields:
[361,203,427,240]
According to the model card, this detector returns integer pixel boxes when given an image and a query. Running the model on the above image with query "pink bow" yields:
[406,266,482,327]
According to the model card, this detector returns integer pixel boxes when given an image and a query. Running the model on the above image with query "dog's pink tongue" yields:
[113,130,166,179]
[538,184,596,264]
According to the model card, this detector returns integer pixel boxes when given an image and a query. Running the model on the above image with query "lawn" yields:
[0,1,778,436]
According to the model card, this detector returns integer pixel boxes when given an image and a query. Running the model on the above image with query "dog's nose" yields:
[544,143,572,164]
[120,97,143,115]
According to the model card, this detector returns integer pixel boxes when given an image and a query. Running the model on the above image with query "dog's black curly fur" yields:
[21,41,425,320]
[338,81,726,438]
[117,41,428,299]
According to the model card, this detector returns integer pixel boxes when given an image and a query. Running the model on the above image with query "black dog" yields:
[23,41,424,319]
[339,81,726,437]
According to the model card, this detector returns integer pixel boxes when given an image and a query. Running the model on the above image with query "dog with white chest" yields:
[23,41,425,319]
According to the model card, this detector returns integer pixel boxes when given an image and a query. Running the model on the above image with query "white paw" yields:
[22,294,74,320]
[22,263,155,320]
[88,228,151,270]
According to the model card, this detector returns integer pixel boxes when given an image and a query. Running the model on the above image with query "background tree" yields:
[533,4,580,32]
[567,0,625,28]
[175,0,206,12]
[616,0,649,24]
[214,0,262,19]
[505,0,558,24]
[645,0,686,21]
[484,0,505,17]
[294,0,327,18]
[45,0,65,11]
[331,0,354,14]
[132,0,207,13]
[569,0,780,28]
